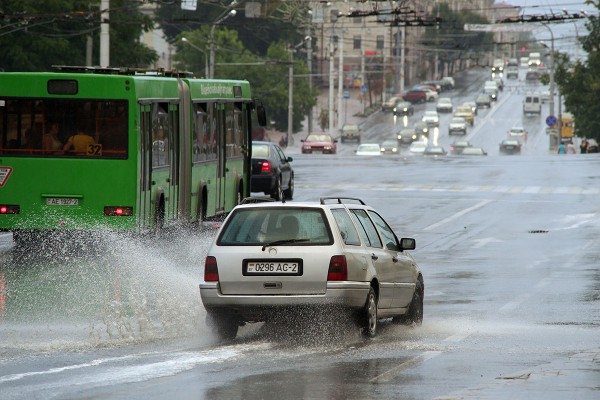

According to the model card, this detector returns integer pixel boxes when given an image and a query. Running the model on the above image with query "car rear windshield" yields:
[218,207,333,245]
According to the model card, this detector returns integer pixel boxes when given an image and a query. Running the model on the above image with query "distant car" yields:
[408,140,428,155]
[393,101,414,116]
[491,58,504,74]
[421,110,440,127]
[507,127,528,142]
[520,57,530,68]
[413,121,430,138]
[340,124,361,143]
[401,89,427,104]
[448,117,468,135]
[483,87,498,101]
[301,133,337,154]
[380,139,399,155]
[382,96,402,112]
[449,140,473,155]
[506,66,519,79]
[476,94,492,108]
[525,69,540,82]
[462,101,478,116]
[454,105,475,126]
[414,86,439,102]
[355,143,382,156]
[436,97,453,113]
[441,76,455,89]
[423,145,447,156]
[397,127,419,145]
[460,146,488,156]
[499,139,522,155]
[251,141,294,200]
[421,80,444,93]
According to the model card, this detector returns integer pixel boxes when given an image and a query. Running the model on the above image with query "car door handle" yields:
[371,253,378,260]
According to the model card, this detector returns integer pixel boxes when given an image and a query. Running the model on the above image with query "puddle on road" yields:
[0,228,216,354]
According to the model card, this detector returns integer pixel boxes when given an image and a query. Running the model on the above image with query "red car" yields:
[400,89,427,104]
[301,133,338,154]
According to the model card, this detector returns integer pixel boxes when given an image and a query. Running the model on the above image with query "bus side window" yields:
[193,104,209,162]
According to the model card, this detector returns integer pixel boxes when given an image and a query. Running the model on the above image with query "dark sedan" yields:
[251,141,294,200]
[499,139,522,155]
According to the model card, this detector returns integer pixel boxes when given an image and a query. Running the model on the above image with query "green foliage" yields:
[0,0,157,71]
[554,9,600,141]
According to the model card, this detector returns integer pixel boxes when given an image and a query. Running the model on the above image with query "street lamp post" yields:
[209,1,237,79]
[181,37,208,78]
[540,24,557,148]
[287,37,311,147]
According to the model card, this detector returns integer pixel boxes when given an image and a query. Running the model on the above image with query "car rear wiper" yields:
[261,238,310,251]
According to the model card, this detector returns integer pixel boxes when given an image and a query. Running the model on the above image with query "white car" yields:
[355,143,382,156]
[508,127,528,142]
[408,140,428,155]
[421,110,439,127]
[436,97,453,113]
[419,87,439,102]
[448,117,467,135]
[200,198,424,340]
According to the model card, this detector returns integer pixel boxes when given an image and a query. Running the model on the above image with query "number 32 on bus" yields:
[0,67,267,244]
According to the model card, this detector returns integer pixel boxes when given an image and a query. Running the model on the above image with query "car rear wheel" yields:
[206,313,239,341]
[361,287,378,338]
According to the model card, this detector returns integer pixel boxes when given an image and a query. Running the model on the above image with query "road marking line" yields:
[424,200,492,231]
[370,351,443,383]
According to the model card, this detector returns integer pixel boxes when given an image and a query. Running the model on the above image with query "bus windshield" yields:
[0,98,128,159]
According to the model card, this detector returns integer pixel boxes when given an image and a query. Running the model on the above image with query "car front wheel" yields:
[393,279,424,326]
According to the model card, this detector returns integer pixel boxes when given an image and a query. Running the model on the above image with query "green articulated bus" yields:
[0,66,266,244]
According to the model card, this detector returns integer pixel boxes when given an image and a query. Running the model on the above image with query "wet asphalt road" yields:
[0,69,599,399]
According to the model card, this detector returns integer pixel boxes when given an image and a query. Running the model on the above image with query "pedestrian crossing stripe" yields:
[298,183,600,195]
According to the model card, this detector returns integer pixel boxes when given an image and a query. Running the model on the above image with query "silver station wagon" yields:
[200,197,424,340]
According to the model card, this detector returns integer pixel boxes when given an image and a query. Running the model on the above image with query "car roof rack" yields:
[320,197,365,205]
[240,197,276,204]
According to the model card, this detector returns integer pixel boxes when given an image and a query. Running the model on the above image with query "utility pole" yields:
[337,29,344,130]
[288,47,294,146]
[306,25,313,135]
[328,38,335,135]
[100,0,110,67]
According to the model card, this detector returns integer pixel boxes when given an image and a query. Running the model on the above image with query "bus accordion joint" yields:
[104,206,133,217]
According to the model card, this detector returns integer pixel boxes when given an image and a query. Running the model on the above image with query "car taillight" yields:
[204,256,219,282]
[327,255,348,281]
[104,206,133,216]
[261,161,272,173]
[0,205,20,214]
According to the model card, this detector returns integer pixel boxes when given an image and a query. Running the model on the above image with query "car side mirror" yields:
[399,237,416,251]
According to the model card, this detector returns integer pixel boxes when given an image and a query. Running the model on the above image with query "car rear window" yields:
[218,207,333,245]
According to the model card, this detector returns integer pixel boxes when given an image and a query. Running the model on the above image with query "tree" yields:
[554,6,600,142]
[0,0,157,71]
[175,30,316,133]
[420,3,492,75]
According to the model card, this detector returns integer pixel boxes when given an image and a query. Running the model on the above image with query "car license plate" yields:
[244,260,302,276]
[46,197,79,206]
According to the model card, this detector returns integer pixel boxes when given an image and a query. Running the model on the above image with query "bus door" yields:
[139,101,178,230]
[215,103,226,214]
[139,102,153,231]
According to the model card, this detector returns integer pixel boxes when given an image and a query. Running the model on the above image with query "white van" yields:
[523,93,541,114]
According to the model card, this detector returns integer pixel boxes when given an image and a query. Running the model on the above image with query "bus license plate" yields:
[245,261,300,275]
[46,198,79,206]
